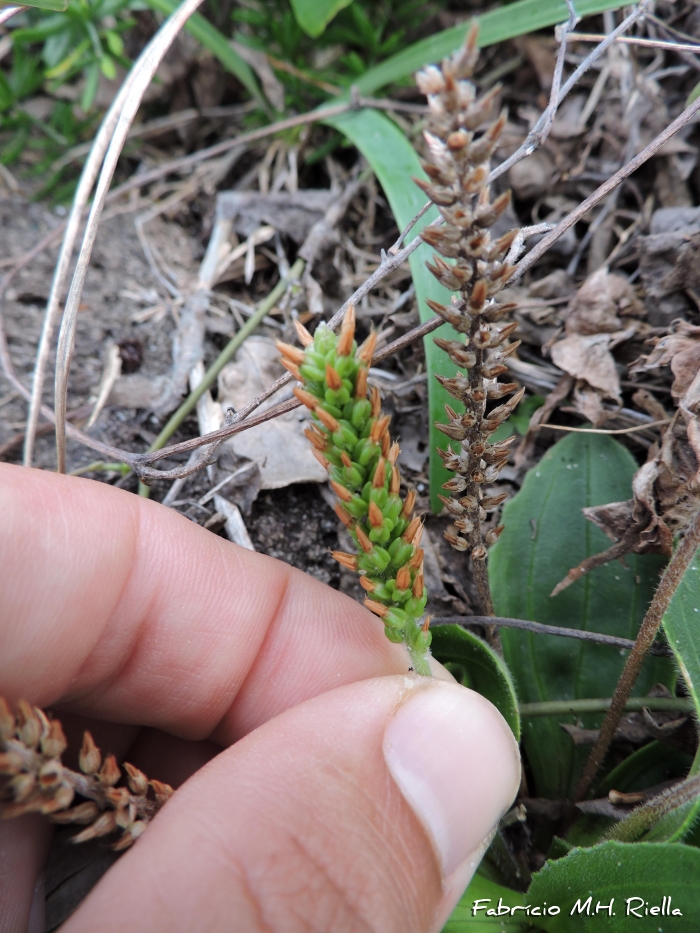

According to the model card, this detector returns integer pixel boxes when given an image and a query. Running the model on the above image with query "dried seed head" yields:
[485,525,505,545]
[481,492,508,511]
[359,576,376,592]
[364,599,388,618]
[293,386,318,410]
[445,528,469,551]
[402,489,416,518]
[459,494,479,510]
[276,340,305,366]
[99,754,121,787]
[372,457,386,488]
[370,415,391,444]
[311,449,330,469]
[411,522,424,547]
[112,820,148,851]
[388,441,400,465]
[396,565,411,590]
[438,494,466,516]
[50,801,100,825]
[17,701,41,749]
[79,731,101,775]
[422,615,431,634]
[293,318,314,347]
[368,500,384,528]
[380,432,390,458]
[41,719,67,759]
[38,759,63,789]
[409,548,424,569]
[370,386,381,417]
[334,502,353,527]
[403,516,421,543]
[330,480,353,502]
[40,783,74,815]
[315,407,340,433]
[11,772,36,801]
[280,358,302,381]
[443,475,468,493]
[0,750,24,774]
[472,545,487,561]
[325,364,342,390]
[390,465,401,495]
[412,574,424,598]
[123,762,149,796]
[355,524,374,554]
[355,366,368,399]
[340,451,352,468]
[337,306,356,356]
[150,780,174,805]
[357,331,377,365]
[304,426,327,451]
[454,516,474,534]
[71,811,118,844]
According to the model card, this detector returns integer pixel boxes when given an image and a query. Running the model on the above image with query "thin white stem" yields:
[52,0,206,473]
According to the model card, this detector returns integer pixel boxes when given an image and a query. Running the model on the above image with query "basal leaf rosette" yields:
[277,308,431,676]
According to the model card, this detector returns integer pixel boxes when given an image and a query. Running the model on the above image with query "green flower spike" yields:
[278,307,432,676]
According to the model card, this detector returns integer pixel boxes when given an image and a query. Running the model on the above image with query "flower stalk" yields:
[279,309,432,676]
[416,24,522,617]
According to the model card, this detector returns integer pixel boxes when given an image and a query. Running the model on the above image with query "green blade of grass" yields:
[324,107,458,512]
[352,0,631,96]
[143,0,267,110]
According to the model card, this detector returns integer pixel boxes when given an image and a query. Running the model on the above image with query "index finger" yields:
[0,464,409,744]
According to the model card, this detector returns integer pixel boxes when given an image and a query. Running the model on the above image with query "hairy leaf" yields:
[443,873,528,932]
[431,624,520,740]
[324,108,459,511]
[489,433,674,798]
[527,841,700,931]
[663,547,700,725]
[289,0,354,37]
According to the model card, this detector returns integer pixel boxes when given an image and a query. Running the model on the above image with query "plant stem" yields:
[574,505,700,801]
[138,257,305,496]
[520,697,694,718]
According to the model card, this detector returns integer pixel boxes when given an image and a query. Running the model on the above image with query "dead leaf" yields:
[565,268,644,336]
[217,189,334,243]
[631,320,700,399]
[550,333,622,403]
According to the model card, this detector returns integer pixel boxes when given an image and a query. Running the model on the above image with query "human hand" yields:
[0,463,519,933]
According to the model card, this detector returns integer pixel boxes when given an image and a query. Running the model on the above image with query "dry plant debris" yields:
[0,696,172,851]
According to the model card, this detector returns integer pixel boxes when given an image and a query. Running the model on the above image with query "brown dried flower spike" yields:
[416,24,522,614]
[0,695,172,850]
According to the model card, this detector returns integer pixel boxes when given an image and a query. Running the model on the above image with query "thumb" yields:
[62,677,520,933]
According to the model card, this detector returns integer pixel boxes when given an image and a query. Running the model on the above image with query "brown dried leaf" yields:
[550,333,622,403]
[631,320,700,399]
[565,268,644,336]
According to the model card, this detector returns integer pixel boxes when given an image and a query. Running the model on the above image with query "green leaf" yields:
[443,873,528,932]
[489,433,674,799]
[527,841,700,932]
[430,624,520,740]
[663,546,700,724]
[143,0,266,109]
[11,0,68,10]
[323,107,460,511]
[352,0,631,97]
[289,0,353,38]
[687,81,700,108]
[596,741,693,798]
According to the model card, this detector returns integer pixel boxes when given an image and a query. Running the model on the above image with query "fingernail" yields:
[383,682,520,880]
